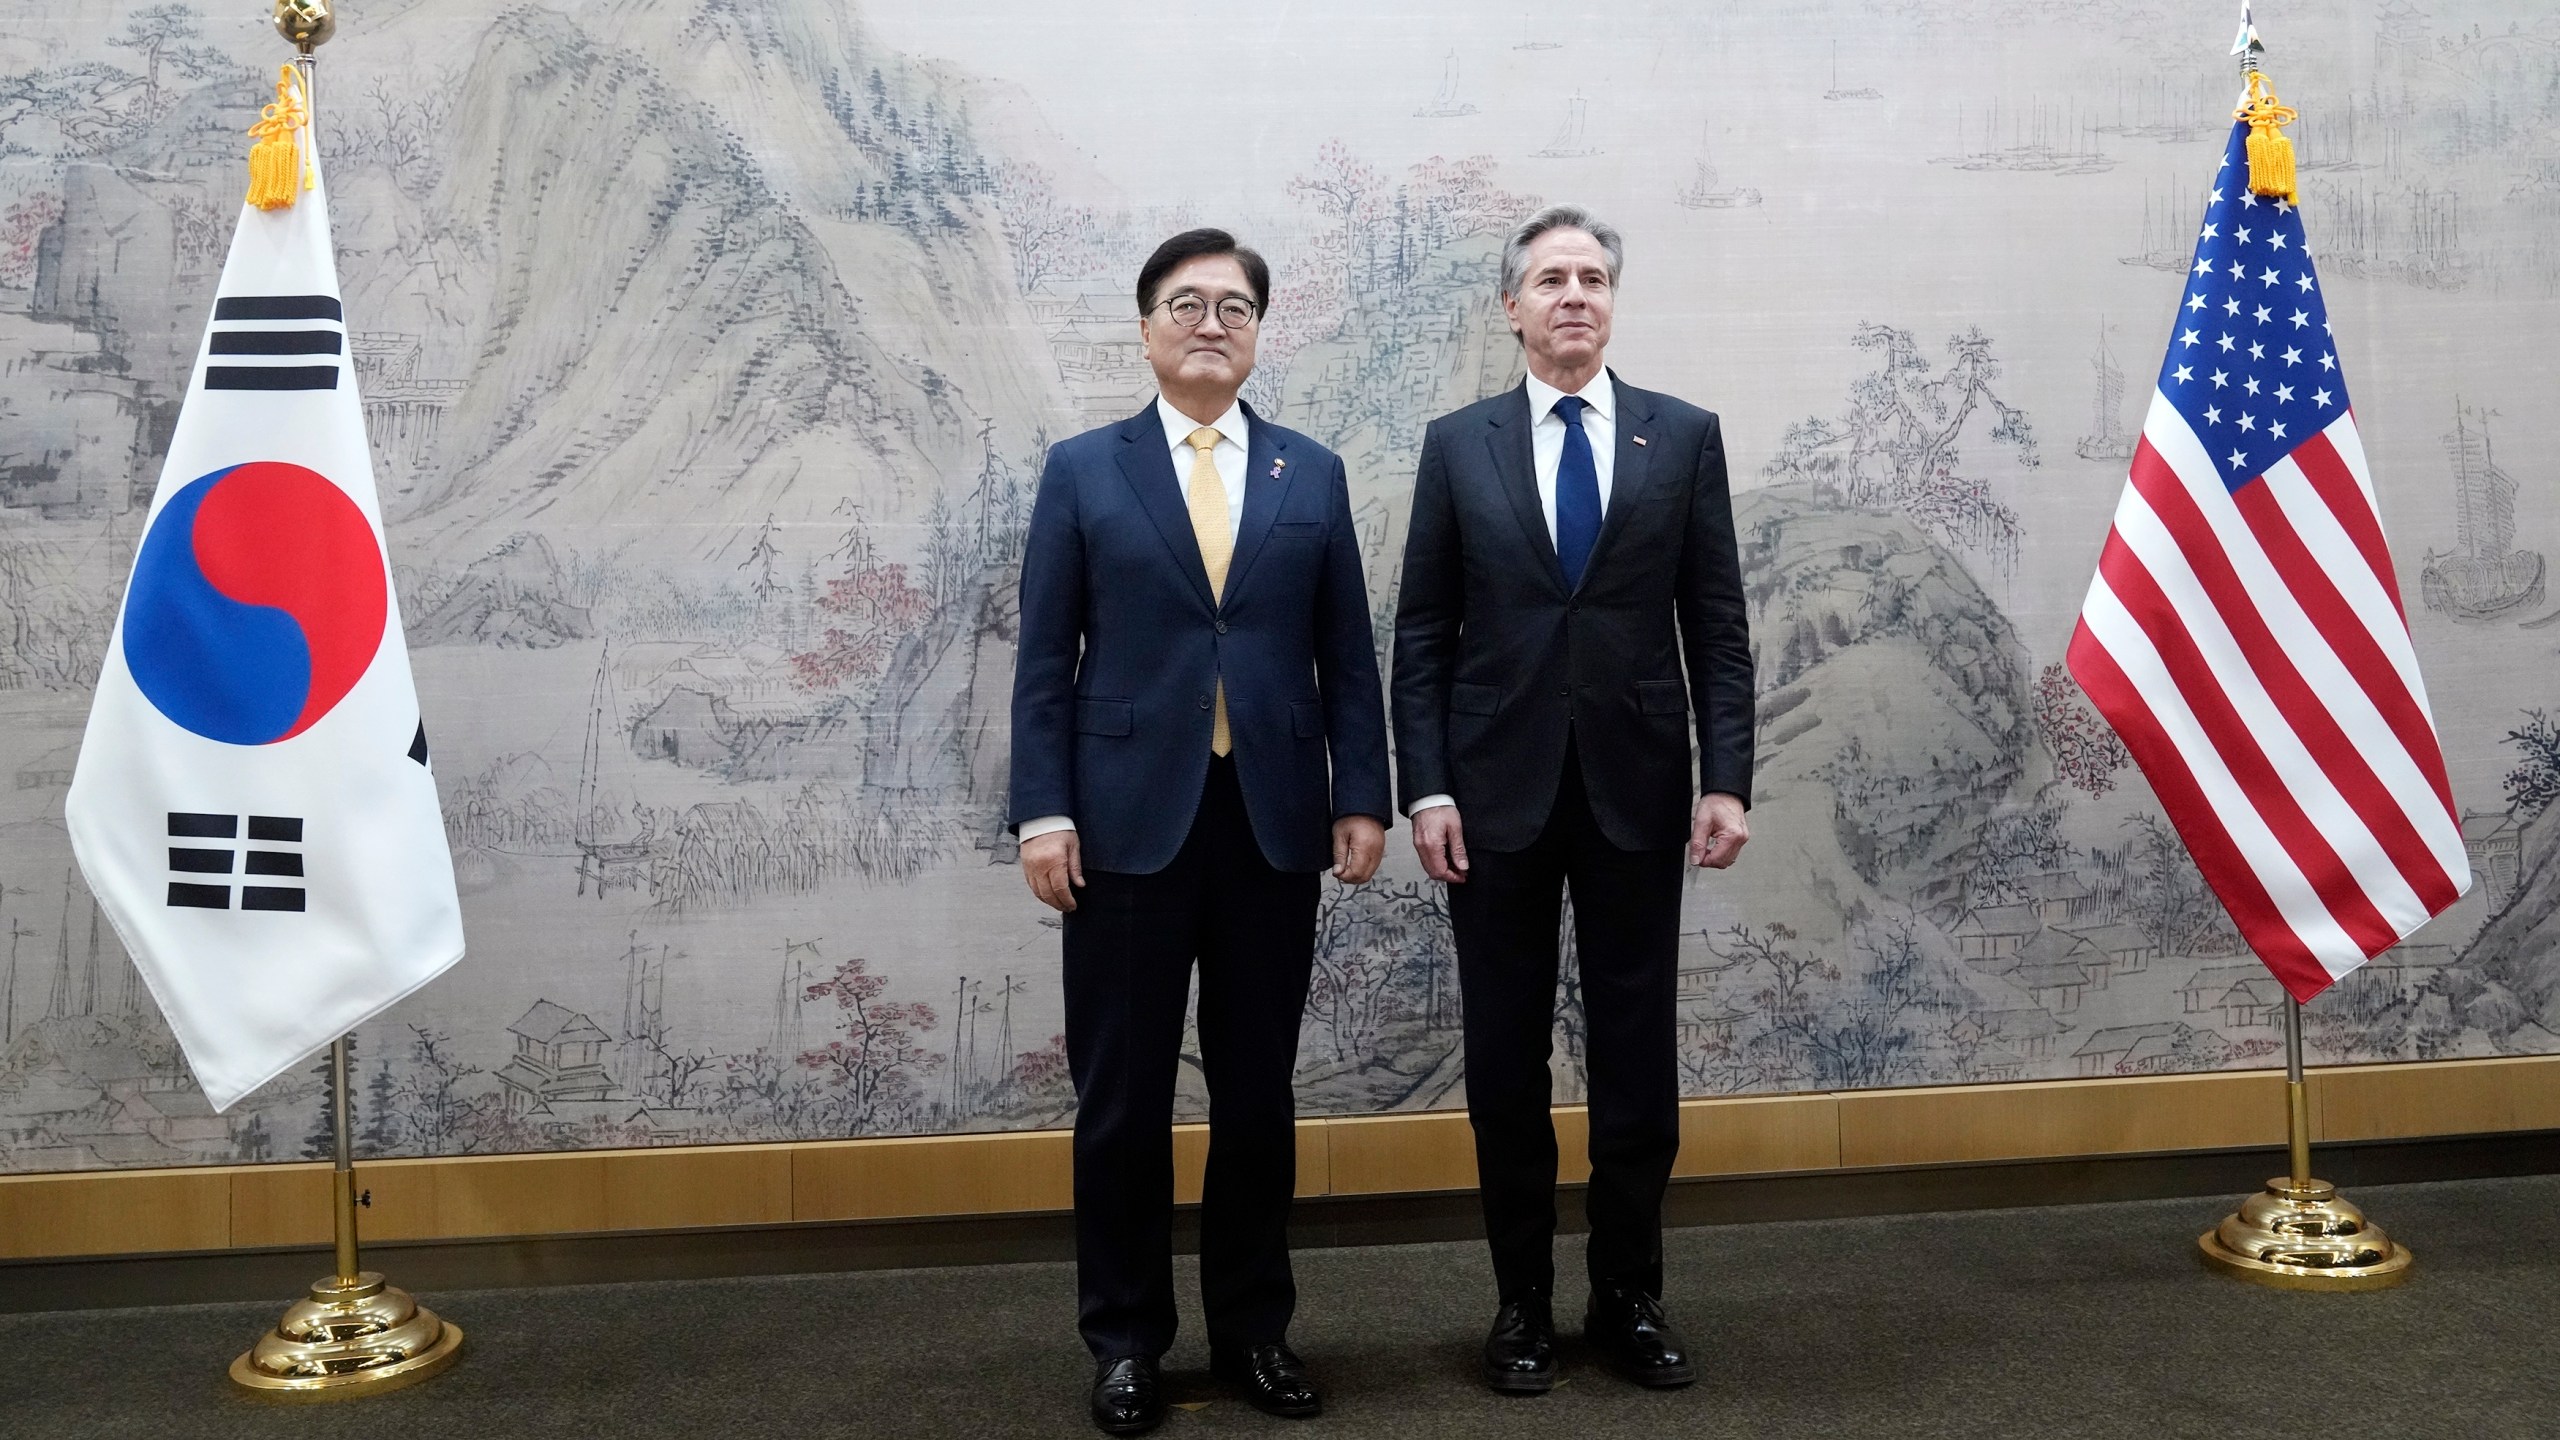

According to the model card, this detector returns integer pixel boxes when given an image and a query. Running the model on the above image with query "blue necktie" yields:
[1552,394,1601,589]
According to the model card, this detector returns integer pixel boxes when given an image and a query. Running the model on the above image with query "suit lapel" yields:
[1113,405,1217,612]
[1222,409,1292,602]
[1580,373,1656,589]
[1484,386,1568,597]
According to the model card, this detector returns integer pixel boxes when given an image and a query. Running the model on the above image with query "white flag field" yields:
[66,143,463,1112]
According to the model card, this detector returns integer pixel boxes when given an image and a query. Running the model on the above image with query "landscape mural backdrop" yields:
[0,0,2554,1173]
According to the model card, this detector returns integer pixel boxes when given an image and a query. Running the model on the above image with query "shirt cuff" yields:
[1406,794,1456,817]
[1017,815,1077,840]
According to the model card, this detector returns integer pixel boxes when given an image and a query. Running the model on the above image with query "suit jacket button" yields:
[1557,687,1570,697]
[1215,620,1228,634]
[1198,695,1212,709]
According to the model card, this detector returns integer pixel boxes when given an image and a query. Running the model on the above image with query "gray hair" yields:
[1499,204,1624,297]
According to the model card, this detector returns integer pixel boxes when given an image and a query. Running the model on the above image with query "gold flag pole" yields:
[230,6,464,1396]
[2189,0,2410,1297]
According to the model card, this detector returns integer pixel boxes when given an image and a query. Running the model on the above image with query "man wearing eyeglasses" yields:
[1010,227,1391,1435]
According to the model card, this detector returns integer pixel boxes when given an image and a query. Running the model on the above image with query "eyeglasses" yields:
[1151,293,1259,330]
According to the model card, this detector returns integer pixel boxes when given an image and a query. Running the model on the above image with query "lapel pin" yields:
[1269,458,1286,479]
[1632,435,1648,447]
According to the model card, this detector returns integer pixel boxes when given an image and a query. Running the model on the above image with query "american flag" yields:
[2066,118,2469,1004]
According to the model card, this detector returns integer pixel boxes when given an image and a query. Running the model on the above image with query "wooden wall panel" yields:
[358,1152,611,1241]
[227,1163,332,1248]
[1295,1118,1330,1198]
[7,1059,2557,1262]
[791,1130,1074,1222]
[603,1145,793,1231]
[1325,1111,1477,1195]
[2313,1055,2560,1142]
[1837,1071,2286,1168]
[1674,1093,1841,1177]
[1172,1125,1207,1206]
[0,1167,230,1258]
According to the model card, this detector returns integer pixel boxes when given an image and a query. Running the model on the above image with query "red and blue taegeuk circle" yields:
[124,461,388,745]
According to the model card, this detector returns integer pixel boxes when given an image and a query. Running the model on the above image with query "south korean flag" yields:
[66,121,464,1111]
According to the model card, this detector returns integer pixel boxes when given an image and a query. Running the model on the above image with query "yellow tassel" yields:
[244,64,310,211]
[2234,70,2299,204]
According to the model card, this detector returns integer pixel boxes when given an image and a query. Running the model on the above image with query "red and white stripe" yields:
[2066,393,2470,1002]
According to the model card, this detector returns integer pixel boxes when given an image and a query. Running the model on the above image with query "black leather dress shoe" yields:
[1481,1293,1558,1394]
[1090,1356,1164,1435]
[1212,1342,1321,1418]
[1583,1286,1696,1388]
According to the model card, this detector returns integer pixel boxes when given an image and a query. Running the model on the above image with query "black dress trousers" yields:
[1061,755,1321,1362]
[1448,736,1686,1302]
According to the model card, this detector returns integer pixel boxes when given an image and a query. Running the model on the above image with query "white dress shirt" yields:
[1524,368,1617,544]
[1408,371,1616,819]
[1019,396,1253,843]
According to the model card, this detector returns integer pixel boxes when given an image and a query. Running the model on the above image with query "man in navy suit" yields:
[1010,228,1392,1435]
[1393,206,1755,1395]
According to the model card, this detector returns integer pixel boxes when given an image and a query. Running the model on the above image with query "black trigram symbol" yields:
[204,294,342,392]
[166,813,306,911]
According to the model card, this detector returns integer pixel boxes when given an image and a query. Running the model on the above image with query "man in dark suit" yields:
[1010,228,1392,1435]
[1391,205,1754,1395]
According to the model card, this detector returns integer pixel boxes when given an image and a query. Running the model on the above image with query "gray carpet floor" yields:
[6,1174,2557,1439]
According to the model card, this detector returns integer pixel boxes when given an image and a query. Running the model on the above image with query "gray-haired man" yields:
[1390,206,1755,1394]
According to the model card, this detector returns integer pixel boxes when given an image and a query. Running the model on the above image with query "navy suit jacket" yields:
[1008,402,1393,875]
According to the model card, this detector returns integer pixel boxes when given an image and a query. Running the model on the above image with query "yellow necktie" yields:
[1184,426,1233,757]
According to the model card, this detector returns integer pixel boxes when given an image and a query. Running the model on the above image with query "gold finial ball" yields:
[273,0,336,49]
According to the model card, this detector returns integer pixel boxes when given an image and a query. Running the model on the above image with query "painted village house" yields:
[496,1001,617,1117]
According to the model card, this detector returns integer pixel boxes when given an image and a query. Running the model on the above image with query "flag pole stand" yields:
[230,1037,463,1398]
[2196,996,2412,1289]
[226,5,467,1394]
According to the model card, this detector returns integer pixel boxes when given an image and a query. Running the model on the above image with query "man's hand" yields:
[1411,805,1469,884]
[1689,792,1749,869]
[1021,830,1085,912]
[1332,816,1385,884]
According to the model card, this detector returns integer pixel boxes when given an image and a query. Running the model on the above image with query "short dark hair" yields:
[1135,228,1269,317]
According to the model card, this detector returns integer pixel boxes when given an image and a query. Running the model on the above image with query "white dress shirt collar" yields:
[1524,368,1615,427]
[1157,394,1248,455]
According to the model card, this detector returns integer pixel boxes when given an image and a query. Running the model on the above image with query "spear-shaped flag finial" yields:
[2230,0,2262,66]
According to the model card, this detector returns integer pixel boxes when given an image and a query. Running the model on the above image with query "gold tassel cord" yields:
[2235,69,2299,204]
[244,64,311,211]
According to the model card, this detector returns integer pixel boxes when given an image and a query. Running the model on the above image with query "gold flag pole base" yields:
[2197,994,2412,1291]
[227,1272,464,1401]
[2196,1177,2414,1291]
[229,1038,462,1399]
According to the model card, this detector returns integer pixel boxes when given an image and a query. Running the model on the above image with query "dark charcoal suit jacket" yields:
[1391,374,1754,854]
[1008,402,1393,875]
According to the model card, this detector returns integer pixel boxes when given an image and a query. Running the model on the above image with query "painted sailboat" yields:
[1533,93,1599,158]
[1823,42,1882,101]
[1675,156,1762,209]
[2119,183,2200,272]
[574,644,657,898]
[2420,404,2545,623]
[1414,51,1477,117]
[2075,328,2136,462]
